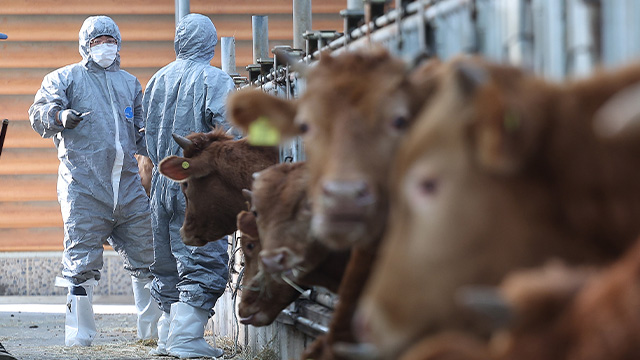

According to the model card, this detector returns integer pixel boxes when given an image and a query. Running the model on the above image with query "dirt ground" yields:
[0,296,240,360]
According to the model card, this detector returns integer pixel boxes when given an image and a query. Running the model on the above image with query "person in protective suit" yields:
[142,13,234,359]
[28,16,162,347]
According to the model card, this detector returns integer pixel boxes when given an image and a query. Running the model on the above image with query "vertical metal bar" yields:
[364,0,373,48]
[0,119,8,159]
[503,0,533,69]
[566,0,596,77]
[293,0,313,51]
[252,15,270,63]
[221,37,236,75]
[348,0,363,10]
[175,0,190,27]
[396,0,404,51]
[417,0,427,54]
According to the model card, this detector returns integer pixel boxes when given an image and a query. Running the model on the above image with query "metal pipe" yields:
[293,0,313,51]
[252,15,270,64]
[280,309,329,336]
[221,37,237,75]
[175,0,190,27]
[348,0,364,10]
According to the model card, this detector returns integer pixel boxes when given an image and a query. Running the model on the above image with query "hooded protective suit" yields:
[142,13,233,314]
[28,16,154,285]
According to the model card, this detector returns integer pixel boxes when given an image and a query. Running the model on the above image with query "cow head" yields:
[248,162,320,279]
[229,48,439,250]
[159,129,278,246]
[355,56,610,357]
[236,209,304,326]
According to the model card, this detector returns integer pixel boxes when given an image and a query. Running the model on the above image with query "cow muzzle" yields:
[312,180,376,249]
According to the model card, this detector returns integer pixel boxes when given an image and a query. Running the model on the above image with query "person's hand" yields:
[59,109,84,129]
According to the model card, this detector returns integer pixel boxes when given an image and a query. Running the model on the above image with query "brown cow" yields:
[236,210,302,326]
[394,237,640,360]
[228,48,439,359]
[158,128,278,246]
[237,162,349,327]
[356,56,640,358]
[482,240,640,360]
[250,162,349,291]
[134,154,152,197]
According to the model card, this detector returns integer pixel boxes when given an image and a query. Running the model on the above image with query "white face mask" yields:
[90,43,118,68]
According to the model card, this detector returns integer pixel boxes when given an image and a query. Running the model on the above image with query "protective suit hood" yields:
[174,14,217,63]
[79,16,122,69]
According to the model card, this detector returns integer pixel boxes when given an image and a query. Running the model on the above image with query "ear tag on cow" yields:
[181,161,190,170]
[248,116,280,146]
[503,111,520,133]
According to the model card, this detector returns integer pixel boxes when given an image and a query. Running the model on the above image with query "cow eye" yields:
[252,210,258,218]
[246,242,255,251]
[419,178,438,195]
[299,123,309,134]
[392,115,409,130]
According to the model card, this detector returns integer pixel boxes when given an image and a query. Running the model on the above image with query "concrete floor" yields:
[0,295,156,360]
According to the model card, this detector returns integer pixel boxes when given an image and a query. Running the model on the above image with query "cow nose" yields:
[322,180,373,205]
[261,252,287,273]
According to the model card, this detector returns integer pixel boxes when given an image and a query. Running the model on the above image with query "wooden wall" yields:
[0,0,345,251]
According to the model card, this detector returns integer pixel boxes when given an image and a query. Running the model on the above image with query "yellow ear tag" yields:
[182,161,190,170]
[248,116,281,146]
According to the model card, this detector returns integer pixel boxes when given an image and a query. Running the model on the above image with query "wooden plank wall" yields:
[0,0,344,251]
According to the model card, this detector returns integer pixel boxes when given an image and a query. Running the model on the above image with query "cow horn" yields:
[273,47,308,77]
[594,82,640,139]
[172,133,194,151]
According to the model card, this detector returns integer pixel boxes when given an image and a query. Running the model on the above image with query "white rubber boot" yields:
[166,302,224,359]
[149,311,171,356]
[65,283,97,346]
[131,276,163,340]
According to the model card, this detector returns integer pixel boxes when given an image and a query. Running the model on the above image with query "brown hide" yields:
[228,48,439,250]
[228,49,439,359]
[134,154,152,197]
[158,128,278,246]
[358,57,640,358]
[489,241,640,360]
[236,210,301,327]
[237,163,349,327]
[251,162,349,292]
[394,241,640,360]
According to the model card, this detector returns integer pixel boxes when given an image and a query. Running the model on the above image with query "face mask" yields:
[90,43,118,68]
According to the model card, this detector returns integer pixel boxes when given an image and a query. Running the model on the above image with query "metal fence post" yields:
[221,37,237,75]
[252,15,270,64]
[294,0,313,51]
[175,0,190,26]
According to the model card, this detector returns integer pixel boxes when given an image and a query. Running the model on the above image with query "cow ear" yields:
[242,189,253,209]
[237,210,259,239]
[407,58,442,116]
[462,63,544,175]
[227,88,299,142]
[452,59,489,98]
[159,156,193,182]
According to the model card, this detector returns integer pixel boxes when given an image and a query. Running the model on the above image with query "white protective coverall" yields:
[142,13,234,358]
[28,15,161,346]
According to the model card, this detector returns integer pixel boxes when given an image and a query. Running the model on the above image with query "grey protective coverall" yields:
[29,16,154,285]
[142,14,234,313]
